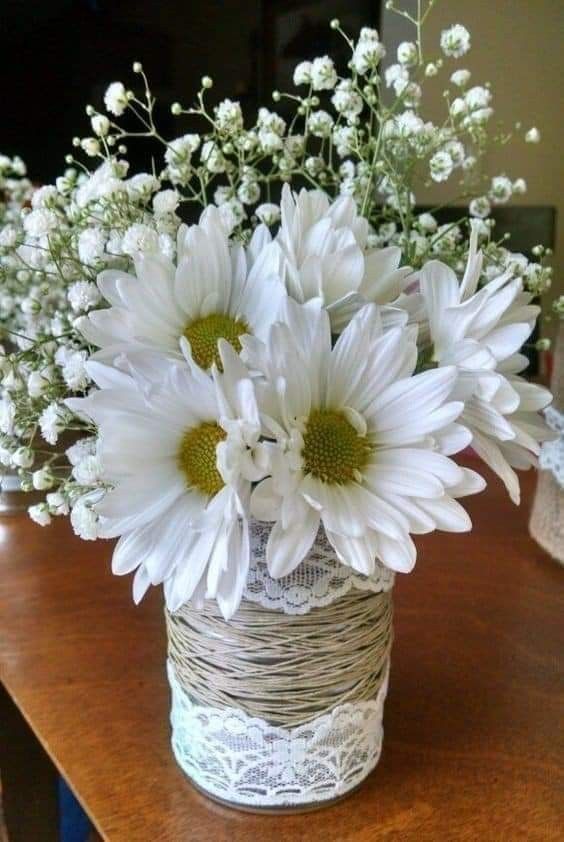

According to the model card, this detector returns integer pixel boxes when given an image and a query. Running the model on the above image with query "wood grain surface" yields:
[0,466,563,841]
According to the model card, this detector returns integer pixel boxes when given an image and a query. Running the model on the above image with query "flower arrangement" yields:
[0,0,557,810]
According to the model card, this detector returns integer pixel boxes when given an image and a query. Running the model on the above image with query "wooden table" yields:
[1,467,563,841]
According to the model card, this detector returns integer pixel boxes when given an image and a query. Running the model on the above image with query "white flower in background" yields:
[469,196,491,219]
[440,24,471,58]
[332,126,357,157]
[70,492,102,540]
[464,84,492,111]
[126,172,160,200]
[66,436,96,467]
[451,69,471,87]
[257,108,286,153]
[68,281,102,313]
[0,225,18,248]
[430,150,454,182]
[165,134,200,182]
[23,209,58,237]
[104,82,128,116]
[214,99,243,134]
[28,503,52,526]
[237,179,260,206]
[385,64,408,90]
[293,61,312,86]
[81,138,100,158]
[397,41,418,66]
[331,80,363,120]
[418,213,438,233]
[512,178,527,195]
[39,401,70,445]
[31,186,58,209]
[351,27,386,74]
[12,446,34,468]
[67,346,267,618]
[217,198,245,232]
[444,140,465,167]
[75,161,126,208]
[256,203,280,226]
[418,224,553,503]
[59,349,89,391]
[121,223,160,257]
[79,206,287,369]
[525,127,540,143]
[489,175,513,204]
[310,56,337,91]
[201,140,226,173]
[267,185,415,332]
[248,300,483,578]
[46,491,69,515]
[32,467,55,490]
[91,114,110,137]
[77,227,106,264]
[152,189,179,217]
[27,368,55,398]
[307,110,334,138]
[0,396,16,434]
[71,453,103,485]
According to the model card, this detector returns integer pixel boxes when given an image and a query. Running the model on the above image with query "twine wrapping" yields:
[530,321,564,563]
[166,588,393,728]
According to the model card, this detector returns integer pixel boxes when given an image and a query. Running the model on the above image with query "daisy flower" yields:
[67,342,267,618]
[268,184,414,332]
[247,299,484,578]
[418,223,553,503]
[79,206,286,371]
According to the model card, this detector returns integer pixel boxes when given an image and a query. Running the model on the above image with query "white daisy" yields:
[67,343,267,618]
[269,184,415,332]
[418,223,553,503]
[79,206,286,371]
[247,299,484,578]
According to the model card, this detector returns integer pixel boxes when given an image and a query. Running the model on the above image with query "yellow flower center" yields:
[183,313,249,370]
[178,422,226,496]
[302,409,372,485]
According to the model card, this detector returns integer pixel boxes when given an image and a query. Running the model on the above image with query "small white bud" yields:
[133,61,143,73]
[201,76,213,89]
[525,127,540,143]
[13,447,34,469]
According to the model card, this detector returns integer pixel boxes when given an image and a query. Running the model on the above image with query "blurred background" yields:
[0,0,562,324]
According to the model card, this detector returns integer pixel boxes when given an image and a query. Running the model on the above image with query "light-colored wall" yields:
[382,0,564,330]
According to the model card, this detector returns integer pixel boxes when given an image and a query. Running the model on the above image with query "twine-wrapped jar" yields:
[529,321,564,563]
[165,521,394,811]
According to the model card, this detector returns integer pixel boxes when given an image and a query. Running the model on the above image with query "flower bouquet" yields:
[0,1,556,810]
[0,154,36,510]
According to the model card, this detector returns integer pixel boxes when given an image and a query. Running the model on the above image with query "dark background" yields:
[0,0,380,183]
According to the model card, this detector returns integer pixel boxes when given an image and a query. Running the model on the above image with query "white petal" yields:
[326,529,378,576]
[266,507,320,577]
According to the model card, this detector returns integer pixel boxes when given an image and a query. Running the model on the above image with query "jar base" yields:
[187,775,367,814]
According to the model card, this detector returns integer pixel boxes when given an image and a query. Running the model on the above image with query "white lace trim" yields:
[167,659,389,808]
[244,520,394,615]
[539,406,564,489]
